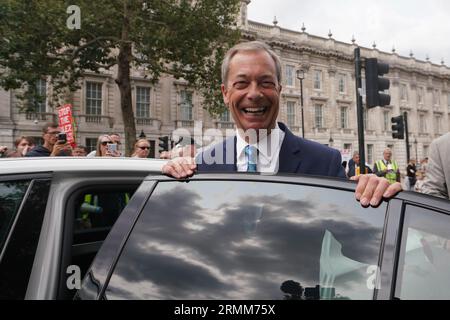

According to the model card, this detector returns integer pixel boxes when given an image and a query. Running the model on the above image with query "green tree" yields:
[0,0,241,155]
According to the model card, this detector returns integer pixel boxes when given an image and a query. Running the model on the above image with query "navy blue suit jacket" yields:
[196,122,346,179]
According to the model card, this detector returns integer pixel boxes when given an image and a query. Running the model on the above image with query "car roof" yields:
[0,157,167,175]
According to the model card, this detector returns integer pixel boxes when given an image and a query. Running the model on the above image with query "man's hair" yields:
[14,136,36,148]
[75,145,87,151]
[384,148,392,153]
[353,151,359,157]
[221,41,282,87]
[108,132,121,137]
[42,122,59,134]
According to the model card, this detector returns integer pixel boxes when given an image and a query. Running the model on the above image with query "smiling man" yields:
[163,41,402,207]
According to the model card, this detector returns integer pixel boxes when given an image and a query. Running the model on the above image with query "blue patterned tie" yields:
[245,145,258,172]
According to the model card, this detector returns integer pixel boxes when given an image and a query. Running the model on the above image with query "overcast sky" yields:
[247,0,450,66]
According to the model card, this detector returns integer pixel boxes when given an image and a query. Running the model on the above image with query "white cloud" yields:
[247,0,450,65]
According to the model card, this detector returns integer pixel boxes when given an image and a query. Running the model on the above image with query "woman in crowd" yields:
[131,139,151,158]
[89,134,120,157]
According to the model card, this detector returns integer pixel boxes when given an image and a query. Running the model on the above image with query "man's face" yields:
[44,127,60,146]
[17,139,34,155]
[221,50,281,133]
[384,151,392,161]
[354,154,360,165]
[73,147,87,157]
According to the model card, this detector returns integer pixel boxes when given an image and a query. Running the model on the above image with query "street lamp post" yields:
[296,69,305,138]
[329,133,334,147]
[414,137,418,163]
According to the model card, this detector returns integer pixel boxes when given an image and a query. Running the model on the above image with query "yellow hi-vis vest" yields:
[375,160,399,184]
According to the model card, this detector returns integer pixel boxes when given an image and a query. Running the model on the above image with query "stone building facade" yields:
[1,0,449,171]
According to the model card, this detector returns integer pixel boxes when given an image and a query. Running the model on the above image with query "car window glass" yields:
[73,190,134,245]
[105,180,386,300]
[395,205,450,300]
[0,180,30,253]
[0,179,50,299]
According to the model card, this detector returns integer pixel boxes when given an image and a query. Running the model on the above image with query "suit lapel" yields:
[278,122,303,173]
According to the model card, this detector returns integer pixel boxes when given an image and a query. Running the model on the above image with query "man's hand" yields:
[51,143,73,156]
[351,174,403,207]
[162,156,197,179]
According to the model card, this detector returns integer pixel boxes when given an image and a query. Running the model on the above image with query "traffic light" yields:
[365,58,391,108]
[391,115,404,139]
[158,136,169,152]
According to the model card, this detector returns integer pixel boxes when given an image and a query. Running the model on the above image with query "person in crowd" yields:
[347,151,373,178]
[131,139,151,158]
[414,171,425,193]
[15,136,36,156]
[0,145,8,158]
[88,135,121,157]
[373,148,400,185]
[421,133,450,199]
[406,159,417,191]
[25,123,72,157]
[162,41,402,207]
[420,157,429,174]
[72,145,88,157]
[87,132,123,157]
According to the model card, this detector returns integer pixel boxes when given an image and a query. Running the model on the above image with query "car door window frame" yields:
[96,175,390,300]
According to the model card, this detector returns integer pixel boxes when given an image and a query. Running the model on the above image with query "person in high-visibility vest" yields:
[79,192,131,229]
[373,148,400,184]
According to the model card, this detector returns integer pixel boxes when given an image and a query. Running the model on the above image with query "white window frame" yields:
[338,74,346,94]
[286,101,296,128]
[180,90,193,121]
[85,81,103,115]
[313,70,322,90]
[340,106,348,129]
[136,86,151,118]
[314,104,323,128]
[35,79,47,113]
[285,65,295,87]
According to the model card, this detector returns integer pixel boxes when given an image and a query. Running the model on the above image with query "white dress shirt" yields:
[236,123,285,173]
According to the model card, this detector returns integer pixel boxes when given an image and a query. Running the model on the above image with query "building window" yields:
[417,87,424,104]
[86,82,102,115]
[344,143,352,152]
[136,87,150,118]
[220,109,230,122]
[285,65,295,87]
[434,115,441,134]
[383,111,390,132]
[400,84,408,101]
[180,90,193,121]
[433,89,440,106]
[35,79,47,113]
[287,101,296,128]
[363,109,369,130]
[313,70,322,90]
[447,93,450,110]
[419,114,427,133]
[338,74,346,94]
[85,138,97,153]
[423,145,429,158]
[340,106,348,129]
[367,144,374,166]
[361,77,366,96]
[314,104,323,128]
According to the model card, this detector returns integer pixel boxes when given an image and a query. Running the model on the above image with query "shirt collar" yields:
[235,123,283,162]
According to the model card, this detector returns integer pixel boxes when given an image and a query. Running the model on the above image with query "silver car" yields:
[0,157,166,300]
